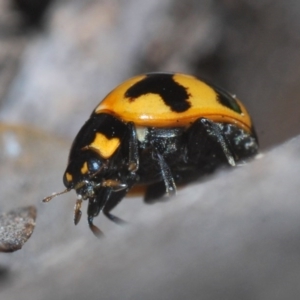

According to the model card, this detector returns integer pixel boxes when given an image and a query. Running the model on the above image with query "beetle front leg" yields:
[102,170,138,224]
[87,198,104,237]
[87,215,103,237]
[102,188,127,225]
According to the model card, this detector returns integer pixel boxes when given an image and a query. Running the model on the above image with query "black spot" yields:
[202,79,242,114]
[212,84,242,114]
[125,73,191,112]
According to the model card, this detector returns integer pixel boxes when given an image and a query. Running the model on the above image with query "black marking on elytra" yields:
[217,92,242,114]
[125,73,191,112]
[212,84,242,114]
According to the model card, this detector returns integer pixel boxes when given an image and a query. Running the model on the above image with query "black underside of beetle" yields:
[136,121,258,202]
[64,112,258,235]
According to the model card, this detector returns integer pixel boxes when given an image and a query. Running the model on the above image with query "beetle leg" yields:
[87,198,103,237]
[92,185,129,226]
[100,179,128,191]
[153,150,177,197]
[199,118,236,166]
[99,187,127,225]
[103,203,127,225]
[102,172,138,224]
[87,215,103,237]
[127,122,139,172]
[103,210,126,224]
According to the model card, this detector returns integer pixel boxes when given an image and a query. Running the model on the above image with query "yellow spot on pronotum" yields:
[81,161,89,174]
[65,172,73,182]
[88,133,120,159]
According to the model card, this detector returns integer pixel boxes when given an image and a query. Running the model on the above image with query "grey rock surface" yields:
[0,206,36,252]
[0,124,299,300]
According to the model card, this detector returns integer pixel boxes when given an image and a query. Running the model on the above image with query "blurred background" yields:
[1,0,300,148]
[0,0,300,299]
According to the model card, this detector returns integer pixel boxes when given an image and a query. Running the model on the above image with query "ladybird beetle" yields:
[43,73,258,236]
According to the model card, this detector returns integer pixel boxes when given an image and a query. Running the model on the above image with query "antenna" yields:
[42,188,71,203]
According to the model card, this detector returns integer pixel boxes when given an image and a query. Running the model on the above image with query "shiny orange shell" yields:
[95,73,253,133]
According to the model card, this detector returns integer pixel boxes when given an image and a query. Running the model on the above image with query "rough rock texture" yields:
[0,206,36,252]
